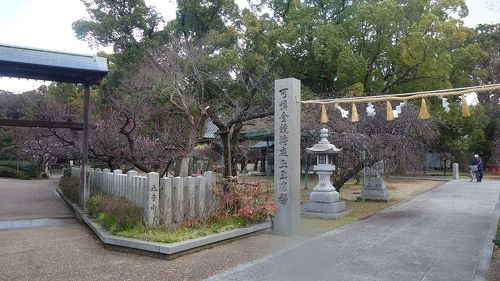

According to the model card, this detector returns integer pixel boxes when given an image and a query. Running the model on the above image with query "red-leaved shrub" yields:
[213,179,275,224]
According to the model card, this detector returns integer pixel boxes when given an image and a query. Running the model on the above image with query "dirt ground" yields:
[299,177,442,236]
[238,174,442,236]
[489,247,500,281]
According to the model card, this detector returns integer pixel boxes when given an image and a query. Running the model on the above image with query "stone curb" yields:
[473,193,500,281]
[56,187,272,256]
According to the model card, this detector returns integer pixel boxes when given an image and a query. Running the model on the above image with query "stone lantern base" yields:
[301,191,350,219]
[357,189,389,202]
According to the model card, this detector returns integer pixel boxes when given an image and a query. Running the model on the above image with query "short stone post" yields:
[119,174,127,197]
[145,172,159,226]
[103,169,110,193]
[160,177,173,225]
[132,176,138,205]
[453,163,459,180]
[94,168,102,191]
[274,78,301,235]
[186,176,196,218]
[173,177,184,223]
[127,171,137,202]
[140,176,147,208]
[203,171,216,213]
[195,176,206,217]
[112,170,122,196]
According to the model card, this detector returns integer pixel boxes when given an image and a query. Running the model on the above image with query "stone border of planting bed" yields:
[56,188,272,256]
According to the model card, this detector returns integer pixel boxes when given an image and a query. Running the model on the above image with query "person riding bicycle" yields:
[471,154,484,182]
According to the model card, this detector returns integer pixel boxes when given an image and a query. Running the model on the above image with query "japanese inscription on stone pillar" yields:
[146,172,159,226]
[274,78,300,236]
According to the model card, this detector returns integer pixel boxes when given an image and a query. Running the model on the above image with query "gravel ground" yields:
[0,220,300,281]
[0,178,300,281]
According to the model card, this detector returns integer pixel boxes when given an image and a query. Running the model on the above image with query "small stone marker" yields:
[145,172,159,226]
[358,161,389,202]
[453,163,459,180]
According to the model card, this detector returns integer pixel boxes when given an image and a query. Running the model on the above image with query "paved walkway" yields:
[207,180,500,281]
[0,178,73,221]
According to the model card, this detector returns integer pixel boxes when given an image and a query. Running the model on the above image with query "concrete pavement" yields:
[207,180,500,281]
[0,178,73,221]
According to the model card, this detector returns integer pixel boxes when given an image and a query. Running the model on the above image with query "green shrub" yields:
[62,168,72,178]
[494,231,500,247]
[0,166,16,178]
[14,171,30,180]
[59,176,80,203]
[86,193,143,234]
[0,160,38,178]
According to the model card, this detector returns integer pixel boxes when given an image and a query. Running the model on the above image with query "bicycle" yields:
[468,165,478,182]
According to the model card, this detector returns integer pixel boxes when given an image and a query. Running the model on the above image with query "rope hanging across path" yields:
[298,84,500,105]
[299,84,500,123]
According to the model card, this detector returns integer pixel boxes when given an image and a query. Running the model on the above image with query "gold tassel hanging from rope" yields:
[321,104,329,124]
[351,103,359,123]
[462,95,471,117]
[386,101,394,121]
[419,98,430,120]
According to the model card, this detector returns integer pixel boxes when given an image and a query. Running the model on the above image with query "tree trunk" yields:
[175,157,190,177]
[219,127,241,177]
[332,168,360,192]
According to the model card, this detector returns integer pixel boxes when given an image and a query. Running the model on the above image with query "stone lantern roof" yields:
[306,128,342,154]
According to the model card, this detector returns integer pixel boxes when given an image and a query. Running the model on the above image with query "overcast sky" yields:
[0,0,498,93]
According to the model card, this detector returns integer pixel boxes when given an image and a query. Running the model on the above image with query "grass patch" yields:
[116,217,248,243]
[87,193,143,234]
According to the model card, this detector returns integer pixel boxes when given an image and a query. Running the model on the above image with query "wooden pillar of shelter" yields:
[79,82,91,209]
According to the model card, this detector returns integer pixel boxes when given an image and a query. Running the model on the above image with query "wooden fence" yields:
[70,167,217,226]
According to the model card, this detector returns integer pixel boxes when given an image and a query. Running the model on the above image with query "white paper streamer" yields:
[335,103,349,118]
[366,102,376,117]
[441,97,450,113]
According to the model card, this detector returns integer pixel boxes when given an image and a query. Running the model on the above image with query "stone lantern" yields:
[302,128,349,219]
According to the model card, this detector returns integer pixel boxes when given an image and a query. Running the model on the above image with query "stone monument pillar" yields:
[302,128,349,219]
[358,161,389,202]
[274,78,301,235]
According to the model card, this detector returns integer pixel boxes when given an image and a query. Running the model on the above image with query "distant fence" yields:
[70,167,217,226]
